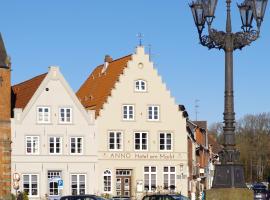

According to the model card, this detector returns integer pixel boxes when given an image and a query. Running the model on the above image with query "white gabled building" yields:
[77,46,189,198]
[11,66,97,199]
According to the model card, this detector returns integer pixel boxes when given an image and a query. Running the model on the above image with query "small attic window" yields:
[45,88,49,91]
[135,79,147,92]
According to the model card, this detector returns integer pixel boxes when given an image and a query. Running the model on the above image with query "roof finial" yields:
[136,32,144,46]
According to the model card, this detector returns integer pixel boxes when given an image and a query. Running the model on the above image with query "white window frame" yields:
[70,137,83,155]
[22,174,39,197]
[103,170,112,193]
[108,131,123,151]
[159,132,173,151]
[49,136,62,155]
[70,174,86,195]
[148,105,160,121]
[25,136,40,155]
[134,132,148,151]
[163,166,176,190]
[59,107,72,124]
[135,79,147,92]
[144,166,157,192]
[122,105,135,120]
[37,106,50,123]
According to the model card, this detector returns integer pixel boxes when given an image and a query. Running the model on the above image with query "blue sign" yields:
[58,180,64,189]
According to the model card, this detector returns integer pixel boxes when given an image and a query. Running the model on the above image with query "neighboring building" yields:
[186,120,209,198]
[0,34,12,199]
[77,46,189,198]
[11,66,97,199]
[206,133,222,188]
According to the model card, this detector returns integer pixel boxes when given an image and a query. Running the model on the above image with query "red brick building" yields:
[0,33,12,199]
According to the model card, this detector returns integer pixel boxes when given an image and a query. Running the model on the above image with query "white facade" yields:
[11,67,97,199]
[96,47,189,198]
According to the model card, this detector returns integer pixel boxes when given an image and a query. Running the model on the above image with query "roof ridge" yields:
[111,54,132,63]
[94,54,133,69]
[12,72,48,87]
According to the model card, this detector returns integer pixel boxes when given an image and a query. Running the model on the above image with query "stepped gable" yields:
[12,73,47,109]
[77,54,132,118]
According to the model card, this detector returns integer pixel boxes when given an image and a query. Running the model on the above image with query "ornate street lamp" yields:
[189,0,268,188]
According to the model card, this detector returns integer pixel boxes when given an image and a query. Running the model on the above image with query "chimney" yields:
[102,55,113,73]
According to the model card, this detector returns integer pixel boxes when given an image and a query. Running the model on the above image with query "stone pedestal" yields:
[206,188,253,200]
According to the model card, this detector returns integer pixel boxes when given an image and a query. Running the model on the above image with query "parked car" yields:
[170,194,190,200]
[110,196,131,200]
[60,195,108,200]
[142,194,189,200]
[253,183,270,200]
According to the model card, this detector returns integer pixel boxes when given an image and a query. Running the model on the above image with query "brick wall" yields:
[0,67,11,198]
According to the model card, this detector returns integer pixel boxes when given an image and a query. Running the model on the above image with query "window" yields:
[135,80,147,92]
[123,105,134,120]
[26,136,39,155]
[37,107,50,123]
[160,133,172,151]
[49,137,62,154]
[103,170,112,193]
[148,106,159,121]
[109,131,122,151]
[70,137,83,154]
[59,108,72,123]
[144,166,156,192]
[71,174,86,195]
[134,132,148,151]
[48,171,61,196]
[23,174,39,197]
[163,166,176,190]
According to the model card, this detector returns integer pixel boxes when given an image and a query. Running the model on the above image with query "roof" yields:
[76,54,132,118]
[208,133,223,154]
[12,73,47,109]
[192,121,207,131]
[0,33,9,68]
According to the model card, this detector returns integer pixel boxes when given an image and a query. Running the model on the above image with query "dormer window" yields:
[135,80,147,92]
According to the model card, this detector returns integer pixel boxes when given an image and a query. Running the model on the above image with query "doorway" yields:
[116,169,132,197]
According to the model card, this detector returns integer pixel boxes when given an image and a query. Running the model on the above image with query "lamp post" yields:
[189,0,268,188]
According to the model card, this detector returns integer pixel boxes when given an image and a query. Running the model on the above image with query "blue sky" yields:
[1,1,269,126]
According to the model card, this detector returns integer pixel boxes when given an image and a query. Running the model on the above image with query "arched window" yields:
[135,80,147,92]
[103,170,112,192]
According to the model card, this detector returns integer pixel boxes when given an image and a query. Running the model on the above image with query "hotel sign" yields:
[101,152,185,161]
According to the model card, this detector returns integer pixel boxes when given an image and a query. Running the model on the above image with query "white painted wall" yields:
[11,67,98,200]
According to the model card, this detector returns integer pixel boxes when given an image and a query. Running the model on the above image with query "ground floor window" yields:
[23,174,39,197]
[71,174,86,195]
[163,166,176,190]
[144,166,156,192]
[48,171,62,196]
[103,170,112,192]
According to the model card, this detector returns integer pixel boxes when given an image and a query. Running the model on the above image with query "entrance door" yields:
[116,169,132,197]
[48,171,62,198]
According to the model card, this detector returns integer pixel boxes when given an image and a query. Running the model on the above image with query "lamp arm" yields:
[198,28,227,50]
[232,30,260,50]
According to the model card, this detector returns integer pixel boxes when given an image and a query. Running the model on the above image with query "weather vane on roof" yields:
[136,33,144,46]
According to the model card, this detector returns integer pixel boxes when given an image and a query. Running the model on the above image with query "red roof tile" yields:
[12,73,47,109]
[76,55,132,118]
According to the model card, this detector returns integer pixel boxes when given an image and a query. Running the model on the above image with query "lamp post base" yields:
[212,164,246,188]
